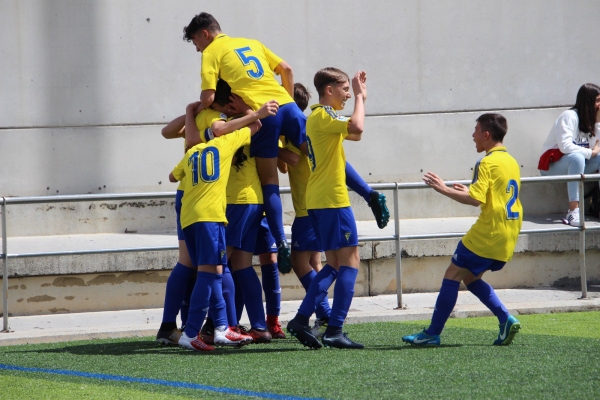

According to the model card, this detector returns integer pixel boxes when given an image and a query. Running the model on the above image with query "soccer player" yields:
[171,98,278,352]
[183,12,307,273]
[402,113,523,347]
[287,68,368,349]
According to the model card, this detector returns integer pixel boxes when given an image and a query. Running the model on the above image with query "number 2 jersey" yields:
[200,34,293,111]
[462,146,523,262]
[171,128,251,228]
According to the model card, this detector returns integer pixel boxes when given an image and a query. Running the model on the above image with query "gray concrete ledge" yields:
[1,288,598,346]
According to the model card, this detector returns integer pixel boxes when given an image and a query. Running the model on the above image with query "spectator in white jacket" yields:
[539,83,600,226]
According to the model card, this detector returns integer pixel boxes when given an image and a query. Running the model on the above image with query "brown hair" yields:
[476,113,507,142]
[183,12,221,41]
[313,67,349,98]
[293,83,311,111]
[572,83,600,136]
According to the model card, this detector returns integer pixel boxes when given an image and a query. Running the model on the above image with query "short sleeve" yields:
[262,43,283,71]
[171,155,188,182]
[469,159,489,204]
[284,139,302,156]
[201,52,219,91]
[319,107,349,136]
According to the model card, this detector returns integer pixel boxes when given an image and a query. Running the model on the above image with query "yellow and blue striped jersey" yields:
[462,146,523,261]
[226,144,263,205]
[171,129,251,228]
[201,34,293,111]
[305,104,351,210]
[285,140,310,217]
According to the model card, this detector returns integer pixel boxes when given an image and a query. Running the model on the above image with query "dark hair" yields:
[293,83,311,111]
[476,113,507,142]
[183,12,221,41]
[313,67,349,98]
[572,83,600,135]
[232,146,247,171]
[213,79,232,106]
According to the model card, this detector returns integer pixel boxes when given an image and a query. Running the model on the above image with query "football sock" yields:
[262,184,286,244]
[221,266,238,326]
[298,264,338,319]
[161,263,195,324]
[159,322,177,331]
[233,267,267,330]
[233,271,244,323]
[180,271,196,328]
[345,161,372,203]
[426,279,460,336]
[261,263,281,317]
[299,270,332,319]
[184,271,216,338]
[208,274,228,329]
[467,279,509,325]
[328,266,358,328]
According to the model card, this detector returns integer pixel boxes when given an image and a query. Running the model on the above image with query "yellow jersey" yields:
[177,108,227,191]
[171,129,251,228]
[462,147,523,262]
[226,145,263,205]
[285,140,310,217]
[201,34,293,111]
[305,104,351,210]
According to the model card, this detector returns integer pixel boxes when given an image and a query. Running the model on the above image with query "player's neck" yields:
[485,142,504,153]
[319,97,337,109]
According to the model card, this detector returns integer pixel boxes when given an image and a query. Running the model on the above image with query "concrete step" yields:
[2,215,600,317]
[1,289,598,346]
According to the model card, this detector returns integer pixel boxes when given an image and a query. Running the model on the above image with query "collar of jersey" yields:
[205,34,227,51]
[486,146,507,155]
[310,103,337,113]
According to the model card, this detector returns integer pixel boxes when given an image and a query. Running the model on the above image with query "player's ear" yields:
[325,85,333,96]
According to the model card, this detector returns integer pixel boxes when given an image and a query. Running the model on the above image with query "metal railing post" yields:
[394,183,403,309]
[579,177,588,299]
[2,197,8,332]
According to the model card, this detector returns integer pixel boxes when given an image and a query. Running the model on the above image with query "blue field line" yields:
[0,363,324,400]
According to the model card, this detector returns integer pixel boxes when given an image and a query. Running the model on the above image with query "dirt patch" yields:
[53,277,86,287]
[27,295,56,303]
[64,296,75,300]
[48,308,70,313]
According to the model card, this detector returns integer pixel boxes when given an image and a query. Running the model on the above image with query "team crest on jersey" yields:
[220,113,228,120]
[344,232,351,242]
[220,250,226,259]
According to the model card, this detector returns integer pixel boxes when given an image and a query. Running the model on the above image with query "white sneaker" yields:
[214,326,251,347]
[562,208,581,226]
[178,331,215,352]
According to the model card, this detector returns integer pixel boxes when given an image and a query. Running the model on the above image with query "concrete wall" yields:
[2,0,599,213]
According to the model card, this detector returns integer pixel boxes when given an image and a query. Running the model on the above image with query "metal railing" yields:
[2,174,598,332]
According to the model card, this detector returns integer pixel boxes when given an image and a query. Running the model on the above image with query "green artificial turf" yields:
[0,312,599,399]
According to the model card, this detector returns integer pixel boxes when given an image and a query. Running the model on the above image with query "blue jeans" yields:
[540,152,600,201]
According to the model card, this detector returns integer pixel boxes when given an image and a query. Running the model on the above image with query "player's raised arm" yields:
[161,115,186,139]
[347,71,367,140]
[423,172,481,207]
[212,97,279,137]
[274,61,294,97]
[184,101,204,148]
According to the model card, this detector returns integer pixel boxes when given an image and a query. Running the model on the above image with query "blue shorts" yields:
[183,222,227,266]
[452,240,506,276]
[175,190,185,240]
[291,216,322,252]
[225,204,264,253]
[250,102,307,158]
[253,216,277,255]
[308,207,358,251]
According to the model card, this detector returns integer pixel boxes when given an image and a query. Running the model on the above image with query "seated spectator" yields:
[538,83,600,226]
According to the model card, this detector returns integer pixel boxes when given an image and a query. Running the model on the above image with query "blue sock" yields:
[233,272,244,323]
[298,265,338,318]
[299,270,331,319]
[233,267,266,329]
[184,271,216,338]
[209,274,228,329]
[345,162,372,203]
[426,279,460,336]
[261,263,281,317]
[161,263,195,324]
[179,271,196,328]
[262,184,286,244]
[467,279,509,325]
[328,266,358,328]
[222,266,238,326]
